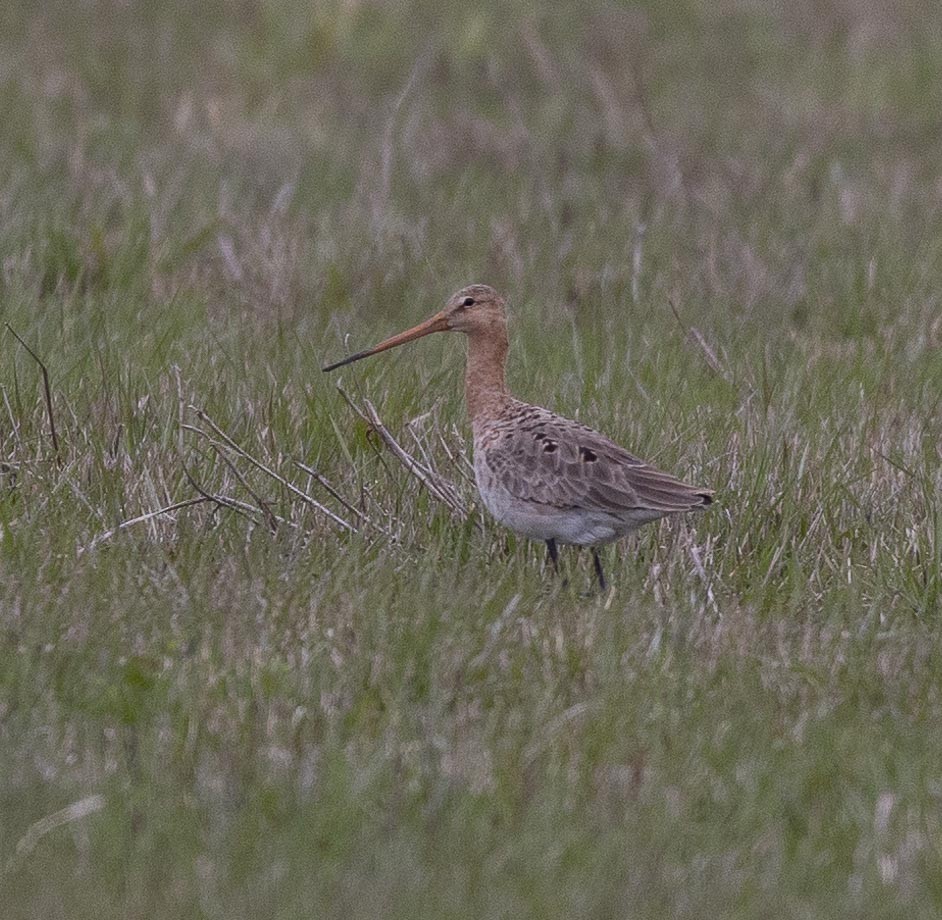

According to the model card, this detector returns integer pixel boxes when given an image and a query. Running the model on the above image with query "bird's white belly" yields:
[493,500,622,545]
[474,459,623,546]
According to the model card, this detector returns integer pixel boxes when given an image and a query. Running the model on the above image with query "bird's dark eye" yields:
[462,297,475,307]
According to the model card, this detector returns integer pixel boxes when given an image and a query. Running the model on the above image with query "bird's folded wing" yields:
[486,407,712,515]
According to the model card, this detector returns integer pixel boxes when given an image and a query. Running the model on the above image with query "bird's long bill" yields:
[322,310,450,372]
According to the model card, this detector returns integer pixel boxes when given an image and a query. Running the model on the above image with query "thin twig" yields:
[209,443,279,532]
[185,453,304,536]
[405,414,437,471]
[436,431,476,486]
[364,397,468,517]
[186,407,357,534]
[292,460,391,538]
[182,464,264,528]
[5,323,61,463]
[78,497,210,554]
[335,384,469,520]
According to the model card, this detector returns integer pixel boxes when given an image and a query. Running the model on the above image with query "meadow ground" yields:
[1,1,941,917]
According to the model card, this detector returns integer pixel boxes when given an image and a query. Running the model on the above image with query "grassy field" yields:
[2,1,942,916]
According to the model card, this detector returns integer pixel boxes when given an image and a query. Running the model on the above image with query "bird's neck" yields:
[464,329,511,425]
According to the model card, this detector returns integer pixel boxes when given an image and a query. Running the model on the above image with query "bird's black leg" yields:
[591,548,608,592]
[545,539,560,576]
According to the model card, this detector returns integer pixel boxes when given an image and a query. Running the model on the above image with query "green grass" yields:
[2,1,942,916]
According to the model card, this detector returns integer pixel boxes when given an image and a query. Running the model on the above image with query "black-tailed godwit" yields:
[323,284,713,589]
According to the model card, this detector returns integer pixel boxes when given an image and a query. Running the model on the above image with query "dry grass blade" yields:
[78,496,211,554]
[292,459,392,538]
[5,323,61,464]
[668,297,733,384]
[181,462,278,529]
[209,442,280,532]
[7,794,106,871]
[687,540,719,614]
[186,406,357,534]
[335,384,469,519]
[2,387,23,449]
[373,49,431,228]
[436,431,476,486]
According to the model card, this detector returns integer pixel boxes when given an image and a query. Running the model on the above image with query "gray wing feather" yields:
[485,404,713,516]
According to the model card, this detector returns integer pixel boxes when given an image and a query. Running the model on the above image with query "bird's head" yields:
[322,284,507,372]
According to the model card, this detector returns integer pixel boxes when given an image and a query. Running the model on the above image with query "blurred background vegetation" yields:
[5,0,942,337]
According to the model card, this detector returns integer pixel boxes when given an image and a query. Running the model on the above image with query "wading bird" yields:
[323,285,713,589]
